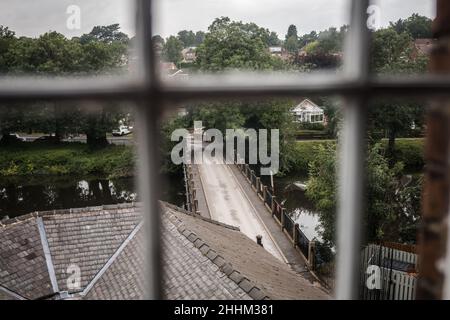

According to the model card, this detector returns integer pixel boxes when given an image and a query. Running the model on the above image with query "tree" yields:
[390,14,432,39]
[298,31,318,48]
[0,26,15,73]
[194,31,206,46]
[162,36,183,64]
[285,24,298,41]
[152,35,165,46]
[177,30,196,47]
[196,17,284,71]
[369,26,428,161]
[306,143,421,246]
[80,24,129,44]
[0,24,130,146]
[267,32,281,46]
[285,35,299,54]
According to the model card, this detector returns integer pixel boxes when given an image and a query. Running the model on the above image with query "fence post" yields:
[271,196,277,217]
[256,177,260,195]
[280,207,285,230]
[294,223,299,248]
[308,241,316,270]
[193,199,198,213]
[263,186,267,204]
[250,170,255,188]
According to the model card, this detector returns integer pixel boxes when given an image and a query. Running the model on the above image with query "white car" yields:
[112,126,132,136]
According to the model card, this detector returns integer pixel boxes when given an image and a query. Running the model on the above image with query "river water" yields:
[0,174,186,220]
[270,174,323,242]
[0,170,320,243]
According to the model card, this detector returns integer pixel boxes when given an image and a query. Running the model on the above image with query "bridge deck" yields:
[197,161,285,262]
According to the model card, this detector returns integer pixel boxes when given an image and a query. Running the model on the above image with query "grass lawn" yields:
[292,138,424,173]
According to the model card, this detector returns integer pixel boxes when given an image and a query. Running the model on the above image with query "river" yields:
[0,174,186,220]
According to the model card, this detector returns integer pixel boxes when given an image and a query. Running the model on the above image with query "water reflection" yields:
[272,175,323,241]
[0,176,136,219]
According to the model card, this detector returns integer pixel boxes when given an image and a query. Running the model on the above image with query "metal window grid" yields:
[1,0,450,300]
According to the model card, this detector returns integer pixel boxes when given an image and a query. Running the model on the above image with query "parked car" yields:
[112,126,132,136]
[32,135,59,143]
[9,133,26,142]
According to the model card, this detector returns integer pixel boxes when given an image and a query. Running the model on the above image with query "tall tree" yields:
[162,36,183,64]
[285,24,298,41]
[369,26,428,161]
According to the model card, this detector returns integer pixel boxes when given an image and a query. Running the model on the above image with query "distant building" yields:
[292,99,325,124]
[268,46,291,61]
[269,46,282,56]
[181,47,197,63]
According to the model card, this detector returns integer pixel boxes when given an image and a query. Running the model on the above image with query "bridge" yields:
[183,137,323,285]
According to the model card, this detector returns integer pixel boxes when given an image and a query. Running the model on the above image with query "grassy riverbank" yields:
[0,143,136,178]
[291,138,424,174]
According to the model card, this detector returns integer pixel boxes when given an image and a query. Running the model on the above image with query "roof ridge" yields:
[0,202,141,228]
[79,220,144,298]
[164,209,270,300]
[160,201,240,232]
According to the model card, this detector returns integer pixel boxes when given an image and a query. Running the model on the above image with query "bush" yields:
[0,143,136,178]
[291,140,335,173]
[380,138,424,172]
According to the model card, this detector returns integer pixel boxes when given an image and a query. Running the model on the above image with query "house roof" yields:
[0,202,328,300]
[414,38,435,56]
[293,99,324,113]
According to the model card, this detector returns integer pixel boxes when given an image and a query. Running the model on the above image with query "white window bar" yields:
[335,0,370,300]
[0,0,450,300]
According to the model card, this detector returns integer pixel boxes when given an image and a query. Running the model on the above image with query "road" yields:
[193,136,285,262]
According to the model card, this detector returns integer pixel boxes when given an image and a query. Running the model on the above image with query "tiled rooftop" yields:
[0,202,328,300]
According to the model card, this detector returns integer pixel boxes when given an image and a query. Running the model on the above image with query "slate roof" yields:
[0,218,52,299]
[0,202,328,300]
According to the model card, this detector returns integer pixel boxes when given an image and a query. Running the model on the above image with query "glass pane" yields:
[160,97,340,299]
[153,0,351,81]
[0,100,143,300]
[360,96,427,300]
[369,0,436,75]
[0,0,136,77]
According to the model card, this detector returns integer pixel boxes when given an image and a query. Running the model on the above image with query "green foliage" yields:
[195,17,286,71]
[0,143,135,178]
[285,35,299,54]
[306,143,422,246]
[160,114,190,175]
[291,140,334,173]
[285,25,298,40]
[0,24,130,146]
[390,14,432,39]
[162,36,183,64]
[380,138,424,172]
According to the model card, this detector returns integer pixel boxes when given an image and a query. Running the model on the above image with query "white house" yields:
[292,99,325,124]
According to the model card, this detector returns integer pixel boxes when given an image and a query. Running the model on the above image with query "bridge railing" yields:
[235,160,314,262]
[233,159,336,289]
[183,164,200,214]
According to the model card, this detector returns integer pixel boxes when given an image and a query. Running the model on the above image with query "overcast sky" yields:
[0,0,435,39]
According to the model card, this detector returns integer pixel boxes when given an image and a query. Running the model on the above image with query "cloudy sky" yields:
[0,0,435,39]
